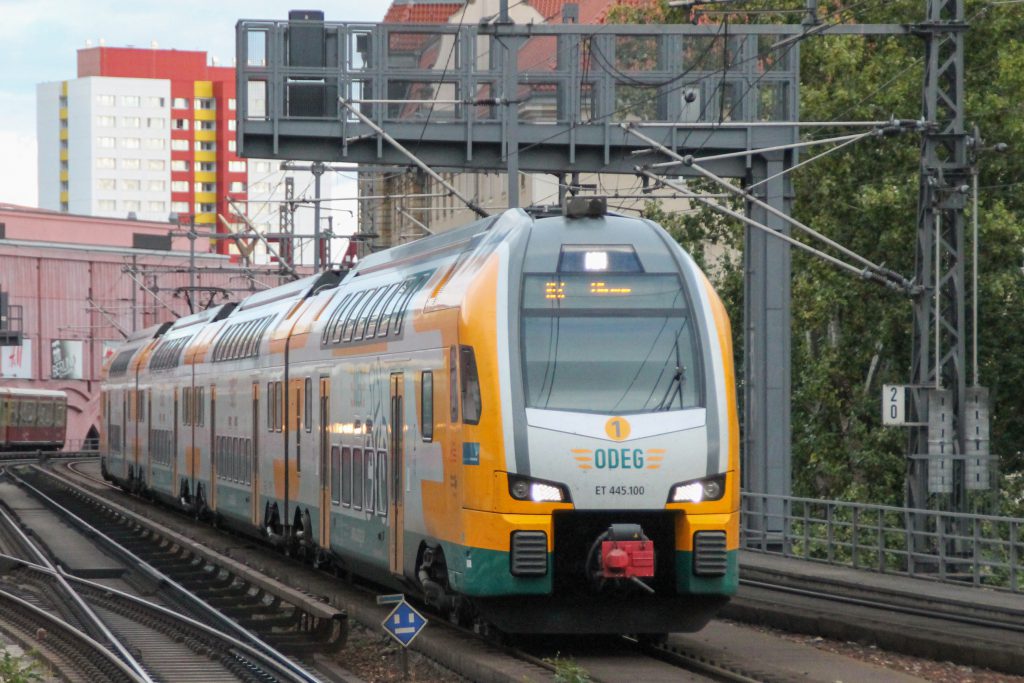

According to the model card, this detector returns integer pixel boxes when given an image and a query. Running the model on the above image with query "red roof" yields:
[381,0,657,26]
[383,2,463,24]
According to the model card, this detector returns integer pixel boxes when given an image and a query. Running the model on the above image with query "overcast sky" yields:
[0,0,390,221]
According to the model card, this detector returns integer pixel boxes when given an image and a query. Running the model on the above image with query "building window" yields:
[197,141,216,151]
[121,158,141,170]
[97,178,116,191]
[228,119,237,131]
[122,179,140,192]
[197,120,216,131]
[96,94,115,106]
[171,139,190,151]
[124,200,141,212]
[228,140,237,152]
[173,118,190,130]
[171,160,190,172]
[96,115,115,127]
[172,97,189,109]
[147,117,165,129]
[97,136,115,148]
[253,161,271,173]
[229,181,246,193]
[228,161,246,173]
[229,98,237,111]
[147,201,165,212]
[144,96,165,108]
[194,202,216,214]
[122,116,141,128]
[148,180,166,192]
[147,159,165,171]
[121,137,141,149]
[143,138,165,150]
[198,162,216,172]
[194,98,215,110]
[96,157,115,169]
[171,181,189,192]
[122,95,140,107]
[172,201,189,212]
[98,199,115,211]
[251,181,270,194]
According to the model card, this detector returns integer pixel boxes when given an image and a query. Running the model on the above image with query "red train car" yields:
[0,388,67,452]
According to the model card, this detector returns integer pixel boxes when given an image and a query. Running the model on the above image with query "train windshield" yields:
[521,274,703,414]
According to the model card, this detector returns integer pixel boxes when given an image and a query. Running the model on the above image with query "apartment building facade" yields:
[38,46,342,264]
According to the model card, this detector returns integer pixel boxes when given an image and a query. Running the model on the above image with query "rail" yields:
[742,492,1024,593]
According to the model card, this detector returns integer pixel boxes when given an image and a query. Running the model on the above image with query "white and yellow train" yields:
[102,203,739,635]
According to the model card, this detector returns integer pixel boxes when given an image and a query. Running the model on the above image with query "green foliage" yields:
[0,651,43,683]
[615,0,1024,510]
[543,654,591,683]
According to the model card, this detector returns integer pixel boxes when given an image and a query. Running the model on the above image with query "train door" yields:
[173,388,179,497]
[146,390,153,488]
[209,385,217,510]
[389,372,405,576]
[318,376,330,549]
[251,382,260,526]
[122,392,129,478]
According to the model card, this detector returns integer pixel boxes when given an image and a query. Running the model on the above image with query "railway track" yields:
[0,464,345,682]
[727,562,1024,677]
[54,458,946,683]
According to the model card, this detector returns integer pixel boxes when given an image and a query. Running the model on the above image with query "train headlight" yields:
[669,474,726,503]
[508,475,570,503]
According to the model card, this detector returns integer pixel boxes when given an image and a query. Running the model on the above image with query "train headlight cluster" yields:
[669,474,725,503]
[508,475,570,503]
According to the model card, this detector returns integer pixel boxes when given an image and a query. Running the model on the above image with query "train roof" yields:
[0,387,67,399]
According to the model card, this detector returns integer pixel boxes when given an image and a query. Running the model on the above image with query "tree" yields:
[611,0,1024,510]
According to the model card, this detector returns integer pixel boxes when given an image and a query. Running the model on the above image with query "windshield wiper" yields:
[656,365,686,411]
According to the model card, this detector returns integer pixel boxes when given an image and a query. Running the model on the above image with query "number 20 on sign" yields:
[882,384,906,426]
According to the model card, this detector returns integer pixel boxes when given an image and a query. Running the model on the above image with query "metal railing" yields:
[742,492,1023,593]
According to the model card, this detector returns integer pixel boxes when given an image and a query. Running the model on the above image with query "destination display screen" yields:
[522,274,687,310]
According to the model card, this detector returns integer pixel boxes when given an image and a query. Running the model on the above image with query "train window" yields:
[449,347,459,422]
[352,287,381,341]
[364,283,397,338]
[338,290,367,343]
[421,371,434,441]
[341,446,352,506]
[304,378,312,432]
[246,439,253,485]
[235,437,242,481]
[391,279,420,336]
[376,450,387,515]
[331,446,341,503]
[21,400,36,425]
[377,281,408,337]
[352,448,364,510]
[460,346,481,425]
[39,401,53,427]
[343,290,376,342]
[266,382,273,430]
[183,389,190,426]
[276,381,283,431]
[322,293,352,344]
[197,387,205,426]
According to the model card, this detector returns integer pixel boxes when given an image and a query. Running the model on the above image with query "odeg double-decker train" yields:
[102,200,739,635]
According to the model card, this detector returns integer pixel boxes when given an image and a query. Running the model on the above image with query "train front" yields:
[472,207,739,635]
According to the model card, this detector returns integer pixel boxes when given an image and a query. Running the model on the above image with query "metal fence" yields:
[742,493,1023,593]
